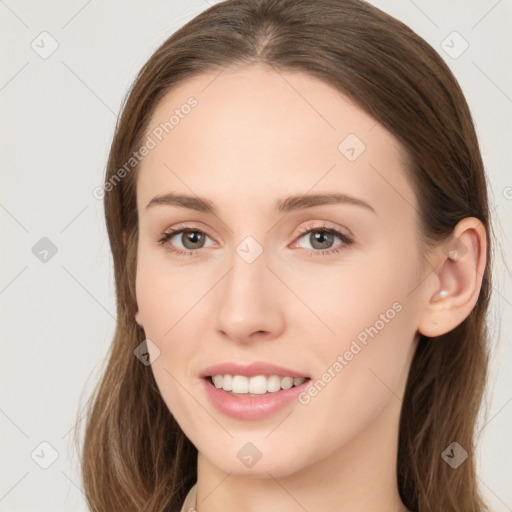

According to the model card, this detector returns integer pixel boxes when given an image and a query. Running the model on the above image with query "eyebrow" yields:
[145,192,376,215]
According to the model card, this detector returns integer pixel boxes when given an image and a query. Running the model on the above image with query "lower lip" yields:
[201,377,310,420]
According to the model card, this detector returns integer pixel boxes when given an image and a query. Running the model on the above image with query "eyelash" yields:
[156,222,354,258]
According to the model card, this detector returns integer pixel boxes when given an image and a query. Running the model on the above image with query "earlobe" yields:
[418,217,487,338]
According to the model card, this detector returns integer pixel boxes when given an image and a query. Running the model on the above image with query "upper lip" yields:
[200,362,310,379]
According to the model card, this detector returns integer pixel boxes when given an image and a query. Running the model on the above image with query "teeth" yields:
[232,375,249,393]
[222,374,233,391]
[210,374,307,394]
[248,375,267,394]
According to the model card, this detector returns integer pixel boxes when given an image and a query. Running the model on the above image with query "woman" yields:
[77,0,492,510]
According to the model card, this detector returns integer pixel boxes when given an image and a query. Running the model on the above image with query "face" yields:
[134,64,426,478]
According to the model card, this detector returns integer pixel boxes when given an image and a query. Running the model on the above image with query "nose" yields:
[214,248,285,344]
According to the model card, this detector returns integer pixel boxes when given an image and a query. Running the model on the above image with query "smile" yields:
[202,375,311,420]
[208,374,308,396]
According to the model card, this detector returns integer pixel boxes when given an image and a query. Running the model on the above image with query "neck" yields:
[194,395,409,512]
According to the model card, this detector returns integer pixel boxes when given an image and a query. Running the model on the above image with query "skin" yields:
[133,64,486,512]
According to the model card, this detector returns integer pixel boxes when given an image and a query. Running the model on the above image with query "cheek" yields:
[134,246,207,399]
[135,261,200,424]
[289,244,419,345]
[291,299,416,467]
[135,245,207,336]
[294,245,420,410]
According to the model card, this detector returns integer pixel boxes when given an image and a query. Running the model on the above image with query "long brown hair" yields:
[75,0,493,510]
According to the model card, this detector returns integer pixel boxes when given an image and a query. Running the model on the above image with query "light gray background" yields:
[1,1,511,510]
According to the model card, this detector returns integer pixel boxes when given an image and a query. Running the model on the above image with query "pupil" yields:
[184,231,204,249]
[311,231,333,249]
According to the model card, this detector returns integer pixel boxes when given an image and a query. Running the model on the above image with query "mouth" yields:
[201,367,313,420]
[204,374,311,397]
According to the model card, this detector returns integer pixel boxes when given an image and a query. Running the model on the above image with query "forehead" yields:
[136,64,414,218]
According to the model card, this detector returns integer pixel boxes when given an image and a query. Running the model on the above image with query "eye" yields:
[291,222,354,257]
[157,222,354,258]
[157,226,216,257]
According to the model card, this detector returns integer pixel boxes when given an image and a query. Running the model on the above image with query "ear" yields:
[135,310,143,328]
[417,217,487,337]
